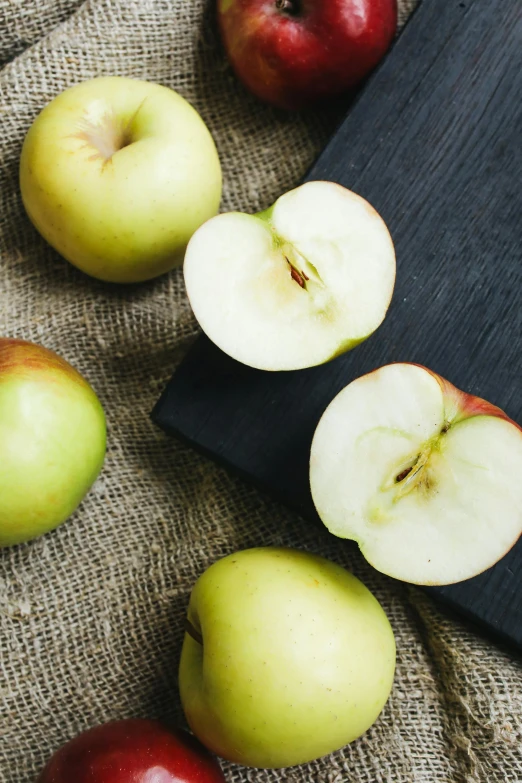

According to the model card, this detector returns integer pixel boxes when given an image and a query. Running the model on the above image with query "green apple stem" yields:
[184,617,203,646]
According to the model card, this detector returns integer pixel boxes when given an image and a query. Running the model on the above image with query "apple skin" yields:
[20,77,222,283]
[179,547,396,768]
[425,364,519,426]
[0,339,106,547]
[217,0,397,110]
[37,719,226,783]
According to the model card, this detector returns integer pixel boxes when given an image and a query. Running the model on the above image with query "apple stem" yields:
[275,0,299,15]
[184,618,203,646]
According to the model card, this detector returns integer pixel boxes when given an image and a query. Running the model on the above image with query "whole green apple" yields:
[0,339,106,546]
[179,547,395,768]
[20,77,222,283]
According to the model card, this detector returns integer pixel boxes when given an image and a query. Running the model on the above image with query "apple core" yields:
[75,107,135,162]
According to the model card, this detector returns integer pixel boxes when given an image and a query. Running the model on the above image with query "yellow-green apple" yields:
[179,547,395,768]
[37,719,226,783]
[310,363,522,585]
[184,181,395,370]
[217,0,397,110]
[20,77,222,283]
[0,339,106,546]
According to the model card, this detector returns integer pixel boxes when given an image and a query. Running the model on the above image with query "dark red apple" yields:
[217,0,398,110]
[37,719,226,783]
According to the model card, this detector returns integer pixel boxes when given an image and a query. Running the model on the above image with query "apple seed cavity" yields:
[390,419,455,496]
[389,447,435,500]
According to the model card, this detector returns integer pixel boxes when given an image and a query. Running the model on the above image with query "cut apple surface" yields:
[310,363,522,585]
[184,181,395,371]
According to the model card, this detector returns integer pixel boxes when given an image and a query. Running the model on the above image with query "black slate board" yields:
[153,0,522,651]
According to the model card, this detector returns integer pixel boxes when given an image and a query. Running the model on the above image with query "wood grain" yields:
[153,0,522,650]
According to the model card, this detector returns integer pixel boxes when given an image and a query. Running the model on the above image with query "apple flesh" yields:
[310,363,522,585]
[20,77,222,283]
[179,547,396,768]
[184,181,395,371]
[0,339,106,546]
[218,0,397,110]
[37,719,226,783]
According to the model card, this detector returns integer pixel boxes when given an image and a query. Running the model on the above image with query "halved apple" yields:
[310,363,522,585]
[184,181,396,371]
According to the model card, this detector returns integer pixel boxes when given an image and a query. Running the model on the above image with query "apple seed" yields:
[284,255,307,289]
[395,467,412,483]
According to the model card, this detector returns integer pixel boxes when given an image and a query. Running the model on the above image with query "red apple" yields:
[0,338,106,546]
[310,362,522,585]
[217,0,398,110]
[37,719,226,783]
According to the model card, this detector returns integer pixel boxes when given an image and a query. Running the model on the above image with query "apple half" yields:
[184,181,395,371]
[310,363,522,585]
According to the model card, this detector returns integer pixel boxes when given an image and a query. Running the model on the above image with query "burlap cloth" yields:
[1,1,521,780]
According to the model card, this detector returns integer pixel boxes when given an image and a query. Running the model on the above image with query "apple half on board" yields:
[184,181,395,371]
[310,363,522,585]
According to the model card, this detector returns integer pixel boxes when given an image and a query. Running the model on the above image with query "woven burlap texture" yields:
[1,1,521,781]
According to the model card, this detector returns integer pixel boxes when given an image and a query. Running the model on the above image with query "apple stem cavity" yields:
[275,0,300,15]
[184,617,204,646]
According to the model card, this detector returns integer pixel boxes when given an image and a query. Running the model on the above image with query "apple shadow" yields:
[137,590,189,730]
[3,213,182,306]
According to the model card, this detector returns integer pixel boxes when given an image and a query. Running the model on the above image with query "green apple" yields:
[20,77,222,283]
[310,362,522,585]
[0,339,106,546]
[179,547,395,768]
[184,181,396,370]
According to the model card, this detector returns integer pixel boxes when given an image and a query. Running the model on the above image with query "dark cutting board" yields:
[153,0,522,651]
